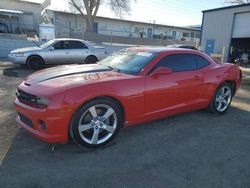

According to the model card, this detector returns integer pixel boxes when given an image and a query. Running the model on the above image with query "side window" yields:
[69,41,88,49]
[53,41,69,50]
[152,54,197,72]
[53,41,64,50]
[196,55,210,69]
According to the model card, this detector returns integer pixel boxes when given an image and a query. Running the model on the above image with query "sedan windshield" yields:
[98,50,158,74]
[40,39,56,49]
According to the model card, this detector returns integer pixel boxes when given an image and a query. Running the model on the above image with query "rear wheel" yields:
[208,83,233,114]
[27,56,45,70]
[85,56,98,64]
[70,99,122,147]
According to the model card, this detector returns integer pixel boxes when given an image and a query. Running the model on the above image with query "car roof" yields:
[126,47,198,53]
[53,38,85,42]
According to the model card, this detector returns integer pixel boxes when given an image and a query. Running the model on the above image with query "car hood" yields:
[11,46,41,53]
[20,64,137,96]
[25,64,113,85]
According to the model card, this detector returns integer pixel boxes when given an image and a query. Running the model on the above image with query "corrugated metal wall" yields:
[201,5,250,61]
[0,0,48,33]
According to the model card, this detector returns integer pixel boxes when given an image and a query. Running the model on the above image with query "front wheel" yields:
[27,56,45,70]
[70,99,123,147]
[208,83,233,114]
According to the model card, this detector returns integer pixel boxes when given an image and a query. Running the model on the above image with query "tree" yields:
[69,0,133,32]
[225,0,249,4]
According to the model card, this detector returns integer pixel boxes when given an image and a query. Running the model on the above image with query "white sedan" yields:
[8,38,108,69]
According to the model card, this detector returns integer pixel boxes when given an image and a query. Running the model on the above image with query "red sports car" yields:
[14,48,241,147]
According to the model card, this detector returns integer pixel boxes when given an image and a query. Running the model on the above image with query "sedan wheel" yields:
[71,99,122,147]
[27,56,45,70]
[208,83,233,114]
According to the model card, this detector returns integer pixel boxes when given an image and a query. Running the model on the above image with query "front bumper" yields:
[8,53,27,64]
[14,99,72,143]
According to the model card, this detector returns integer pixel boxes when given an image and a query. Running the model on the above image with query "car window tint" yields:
[53,41,64,49]
[63,41,70,49]
[69,41,88,49]
[196,55,210,69]
[153,54,197,72]
[53,41,70,50]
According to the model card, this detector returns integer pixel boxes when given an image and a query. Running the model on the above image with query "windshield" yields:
[40,39,56,49]
[98,50,158,75]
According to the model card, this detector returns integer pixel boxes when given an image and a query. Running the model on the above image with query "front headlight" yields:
[37,96,49,107]
[12,53,25,57]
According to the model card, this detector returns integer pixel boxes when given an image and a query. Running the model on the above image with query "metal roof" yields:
[0,9,23,14]
[44,8,201,32]
[19,0,44,5]
[202,3,250,13]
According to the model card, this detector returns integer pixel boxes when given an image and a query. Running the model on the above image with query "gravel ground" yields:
[0,61,250,188]
[0,61,23,164]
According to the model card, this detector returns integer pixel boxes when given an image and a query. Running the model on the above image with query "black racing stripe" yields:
[40,69,110,83]
[26,64,111,84]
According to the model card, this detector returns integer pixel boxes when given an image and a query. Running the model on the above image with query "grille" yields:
[18,113,33,128]
[16,89,37,106]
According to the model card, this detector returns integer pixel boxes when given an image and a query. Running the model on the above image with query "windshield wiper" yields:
[33,41,40,48]
[106,66,120,72]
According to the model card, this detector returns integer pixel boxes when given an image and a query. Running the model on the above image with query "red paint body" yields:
[14,48,241,143]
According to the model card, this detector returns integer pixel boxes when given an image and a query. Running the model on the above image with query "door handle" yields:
[65,52,69,54]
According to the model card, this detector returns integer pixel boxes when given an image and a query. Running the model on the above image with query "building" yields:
[201,3,250,62]
[0,0,50,35]
[42,8,201,42]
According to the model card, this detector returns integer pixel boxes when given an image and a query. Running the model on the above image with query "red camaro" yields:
[14,48,241,147]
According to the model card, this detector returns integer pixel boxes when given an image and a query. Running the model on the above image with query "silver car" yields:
[8,38,108,69]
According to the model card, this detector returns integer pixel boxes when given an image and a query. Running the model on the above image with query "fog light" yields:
[39,120,47,130]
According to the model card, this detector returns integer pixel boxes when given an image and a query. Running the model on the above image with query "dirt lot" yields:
[0,61,250,188]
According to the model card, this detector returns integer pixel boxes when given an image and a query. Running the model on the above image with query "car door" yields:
[144,53,204,115]
[44,41,71,64]
[68,40,90,63]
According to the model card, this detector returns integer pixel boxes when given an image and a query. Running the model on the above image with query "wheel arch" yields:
[26,54,45,65]
[68,95,126,141]
[221,80,236,96]
[85,55,98,61]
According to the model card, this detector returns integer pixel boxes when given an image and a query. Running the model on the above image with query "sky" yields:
[47,0,232,26]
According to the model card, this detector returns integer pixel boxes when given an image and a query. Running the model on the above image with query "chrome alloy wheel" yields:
[215,85,232,112]
[78,104,117,145]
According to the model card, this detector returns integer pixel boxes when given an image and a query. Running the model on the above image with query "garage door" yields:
[232,12,250,38]
[22,13,34,30]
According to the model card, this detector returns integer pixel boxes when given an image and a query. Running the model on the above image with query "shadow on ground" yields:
[1,106,250,188]
[2,66,34,78]
[1,63,250,188]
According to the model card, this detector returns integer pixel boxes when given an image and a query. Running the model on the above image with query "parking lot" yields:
[0,60,250,188]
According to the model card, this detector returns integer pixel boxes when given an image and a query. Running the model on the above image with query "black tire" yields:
[207,83,233,114]
[70,98,123,147]
[27,56,45,70]
[85,56,98,64]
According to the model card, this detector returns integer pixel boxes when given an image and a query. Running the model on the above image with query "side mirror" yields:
[150,67,172,77]
[48,46,54,51]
